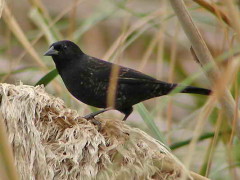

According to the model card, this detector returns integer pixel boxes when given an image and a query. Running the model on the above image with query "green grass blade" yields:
[169,132,226,150]
[35,68,58,86]
[136,103,166,144]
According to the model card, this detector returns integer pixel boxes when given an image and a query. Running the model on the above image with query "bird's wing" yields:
[117,67,159,84]
[87,57,159,84]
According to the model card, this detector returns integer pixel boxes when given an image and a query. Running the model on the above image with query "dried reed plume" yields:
[0,83,209,180]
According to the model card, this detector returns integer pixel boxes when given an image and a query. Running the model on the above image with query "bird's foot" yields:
[88,118,102,131]
[84,113,96,120]
[83,114,101,130]
[83,108,112,130]
[84,108,113,120]
[84,108,112,120]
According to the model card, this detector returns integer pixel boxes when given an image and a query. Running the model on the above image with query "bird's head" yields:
[44,40,83,58]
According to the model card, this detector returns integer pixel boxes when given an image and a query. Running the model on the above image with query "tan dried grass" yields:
[0,83,208,180]
[169,0,240,140]
[0,0,4,18]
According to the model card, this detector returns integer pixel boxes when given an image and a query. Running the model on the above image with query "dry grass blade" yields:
[184,96,216,170]
[0,114,19,180]
[107,64,120,108]
[2,4,47,69]
[193,0,231,26]
[67,0,78,40]
[222,0,240,39]
[205,110,223,177]
[167,23,180,144]
[190,172,209,180]
[107,19,129,109]
[169,0,240,139]
[0,0,4,18]
[29,8,57,44]
[183,56,240,171]
[0,83,211,180]
[138,33,158,71]
[103,10,162,60]
[28,0,63,39]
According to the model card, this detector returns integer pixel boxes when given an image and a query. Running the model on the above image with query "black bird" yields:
[44,40,211,120]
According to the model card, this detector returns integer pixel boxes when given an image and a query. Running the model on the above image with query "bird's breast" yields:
[60,70,108,108]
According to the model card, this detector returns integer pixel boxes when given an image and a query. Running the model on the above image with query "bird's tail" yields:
[164,83,211,96]
[180,85,211,95]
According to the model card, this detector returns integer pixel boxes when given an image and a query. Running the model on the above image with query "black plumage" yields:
[44,40,211,120]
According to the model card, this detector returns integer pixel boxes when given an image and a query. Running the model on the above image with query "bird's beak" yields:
[44,46,59,56]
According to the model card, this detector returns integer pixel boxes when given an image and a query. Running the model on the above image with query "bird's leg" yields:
[88,119,102,131]
[84,108,112,131]
[121,107,133,121]
[84,107,112,120]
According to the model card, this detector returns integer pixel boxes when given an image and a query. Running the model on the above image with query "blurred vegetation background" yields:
[0,0,239,179]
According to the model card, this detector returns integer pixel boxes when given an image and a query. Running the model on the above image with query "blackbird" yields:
[44,40,211,120]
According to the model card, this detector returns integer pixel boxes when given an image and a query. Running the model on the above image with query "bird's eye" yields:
[63,45,67,50]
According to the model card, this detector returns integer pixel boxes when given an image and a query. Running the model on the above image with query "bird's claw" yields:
[83,114,95,120]
[84,115,102,131]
